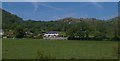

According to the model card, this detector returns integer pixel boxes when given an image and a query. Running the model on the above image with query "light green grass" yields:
[2,38,118,59]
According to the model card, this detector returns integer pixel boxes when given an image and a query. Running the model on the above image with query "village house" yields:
[44,31,59,38]
[43,31,67,40]
[0,29,3,38]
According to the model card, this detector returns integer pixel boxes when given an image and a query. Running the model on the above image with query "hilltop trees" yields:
[2,9,23,30]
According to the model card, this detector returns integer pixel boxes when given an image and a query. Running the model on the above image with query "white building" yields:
[0,29,3,38]
[44,31,59,38]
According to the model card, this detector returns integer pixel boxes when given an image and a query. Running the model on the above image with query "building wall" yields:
[44,34,59,37]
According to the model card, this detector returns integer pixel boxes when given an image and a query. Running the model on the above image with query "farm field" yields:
[2,38,118,59]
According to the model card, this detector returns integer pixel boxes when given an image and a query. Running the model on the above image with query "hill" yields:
[2,9,23,30]
[1,9,120,40]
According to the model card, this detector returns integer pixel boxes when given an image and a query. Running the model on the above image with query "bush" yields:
[37,50,56,59]
[112,36,120,41]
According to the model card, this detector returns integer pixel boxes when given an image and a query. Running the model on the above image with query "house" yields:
[43,31,68,40]
[44,31,59,38]
[0,29,3,38]
[0,29,3,35]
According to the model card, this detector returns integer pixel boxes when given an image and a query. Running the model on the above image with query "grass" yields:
[2,38,118,59]
[0,39,2,60]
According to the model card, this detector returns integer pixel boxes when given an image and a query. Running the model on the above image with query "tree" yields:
[15,25,25,38]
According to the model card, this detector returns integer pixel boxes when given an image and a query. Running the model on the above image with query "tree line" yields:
[2,9,120,41]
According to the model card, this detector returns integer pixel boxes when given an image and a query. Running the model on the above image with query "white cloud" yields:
[91,2,104,9]
[31,2,39,12]
[85,0,105,10]
[31,2,65,13]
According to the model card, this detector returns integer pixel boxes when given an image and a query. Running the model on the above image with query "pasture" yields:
[2,38,118,59]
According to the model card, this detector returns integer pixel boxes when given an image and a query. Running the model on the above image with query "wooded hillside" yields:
[2,9,120,40]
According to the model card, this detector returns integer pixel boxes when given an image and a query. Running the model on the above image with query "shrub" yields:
[36,50,56,59]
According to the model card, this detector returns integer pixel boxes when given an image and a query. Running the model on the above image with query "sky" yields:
[2,2,118,21]
[1,0,120,2]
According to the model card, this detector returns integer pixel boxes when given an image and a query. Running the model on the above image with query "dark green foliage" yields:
[15,26,25,38]
[2,9,23,30]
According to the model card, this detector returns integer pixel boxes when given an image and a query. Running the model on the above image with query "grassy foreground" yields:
[2,38,118,59]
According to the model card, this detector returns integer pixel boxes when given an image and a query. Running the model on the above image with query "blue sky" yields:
[2,0,120,2]
[2,2,118,21]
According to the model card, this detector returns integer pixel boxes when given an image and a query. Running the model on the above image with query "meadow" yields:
[2,38,118,59]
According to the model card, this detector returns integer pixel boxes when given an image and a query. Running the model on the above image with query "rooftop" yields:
[45,31,59,34]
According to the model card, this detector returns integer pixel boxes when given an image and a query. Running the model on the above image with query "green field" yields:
[2,38,118,59]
